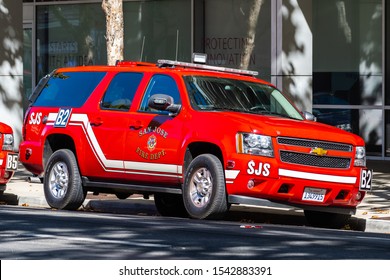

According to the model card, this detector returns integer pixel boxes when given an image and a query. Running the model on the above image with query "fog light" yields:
[4,171,11,179]
[355,192,362,201]
[247,179,255,189]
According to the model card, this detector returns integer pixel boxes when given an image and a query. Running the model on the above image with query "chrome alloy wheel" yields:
[48,161,69,199]
[189,167,213,208]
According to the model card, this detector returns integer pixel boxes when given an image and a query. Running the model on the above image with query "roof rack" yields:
[157,59,258,77]
[115,61,155,67]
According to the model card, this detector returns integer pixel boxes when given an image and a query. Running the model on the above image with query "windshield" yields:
[184,76,304,120]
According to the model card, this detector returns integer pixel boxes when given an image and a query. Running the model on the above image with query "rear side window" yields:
[101,72,143,111]
[33,72,106,107]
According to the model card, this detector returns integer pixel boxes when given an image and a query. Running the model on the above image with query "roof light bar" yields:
[157,59,258,76]
[192,53,207,64]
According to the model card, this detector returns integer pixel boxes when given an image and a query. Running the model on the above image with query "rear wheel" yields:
[44,149,86,210]
[304,210,351,229]
[183,154,228,219]
[154,193,188,217]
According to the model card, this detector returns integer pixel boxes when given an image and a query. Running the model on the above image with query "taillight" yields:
[22,106,32,140]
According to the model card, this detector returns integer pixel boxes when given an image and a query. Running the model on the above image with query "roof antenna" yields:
[140,36,145,61]
[175,29,179,61]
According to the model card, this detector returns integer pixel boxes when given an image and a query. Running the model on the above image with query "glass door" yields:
[23,23,33,112]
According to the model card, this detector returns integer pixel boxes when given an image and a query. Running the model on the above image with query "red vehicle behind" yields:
[0,122,18,193]
[19,58,372,228]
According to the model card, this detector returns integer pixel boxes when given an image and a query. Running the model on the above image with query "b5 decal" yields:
[247,160,270,176]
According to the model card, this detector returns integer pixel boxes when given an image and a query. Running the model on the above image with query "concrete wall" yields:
[0,0,23,150]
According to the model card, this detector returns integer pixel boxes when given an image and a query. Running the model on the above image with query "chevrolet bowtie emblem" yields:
[310,147,328,156]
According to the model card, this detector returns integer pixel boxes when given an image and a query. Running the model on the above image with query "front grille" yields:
[277,137,352,152]
[280,151,351,169]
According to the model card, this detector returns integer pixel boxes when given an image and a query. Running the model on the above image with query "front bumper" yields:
[225,155,367,211]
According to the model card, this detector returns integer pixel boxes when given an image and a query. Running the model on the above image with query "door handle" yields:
[90,118,103,126]
[129,121,143,130]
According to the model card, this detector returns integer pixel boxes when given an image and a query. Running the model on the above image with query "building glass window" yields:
[312,0,383,156]
[203,0,271,80]
[36,0,192,81]
[124,0,191,62]
[23,27,33,106]
[36,3,107,80]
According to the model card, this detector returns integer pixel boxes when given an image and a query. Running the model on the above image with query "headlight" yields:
[236,133,274,157]
[2,133,14,151]
[354,146,366,167]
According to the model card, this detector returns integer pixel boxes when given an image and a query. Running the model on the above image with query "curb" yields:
[364,218,390,234]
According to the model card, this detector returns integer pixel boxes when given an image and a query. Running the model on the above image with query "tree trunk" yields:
[102,0,124,65]
[240,0,263,70]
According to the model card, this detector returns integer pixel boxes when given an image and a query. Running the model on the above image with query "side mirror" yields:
[303,111,317,121]
[148,94,181,115]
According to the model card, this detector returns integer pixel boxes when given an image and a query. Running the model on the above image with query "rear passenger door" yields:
[87,72,144,179]
[124,74,184,185]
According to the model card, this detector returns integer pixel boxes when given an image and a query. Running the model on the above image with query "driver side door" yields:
[124,74,184,185]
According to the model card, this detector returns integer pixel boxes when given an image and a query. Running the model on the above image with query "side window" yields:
[101,72,143,111]
[139,74,181,112]
[33,72,106,107]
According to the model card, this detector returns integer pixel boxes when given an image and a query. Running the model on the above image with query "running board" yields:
[82,177,182,195]
[228,195,295,209]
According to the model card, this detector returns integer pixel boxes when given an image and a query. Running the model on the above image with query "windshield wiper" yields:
[202,106,297,119]
[256,111,296,119]
[208,106,250,113]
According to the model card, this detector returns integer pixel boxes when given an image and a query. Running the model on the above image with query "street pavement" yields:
[1,160,390,234]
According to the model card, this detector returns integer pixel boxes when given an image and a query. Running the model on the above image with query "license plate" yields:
[359,169,372,191]
[6,153,18,171]
[302,187,326,202]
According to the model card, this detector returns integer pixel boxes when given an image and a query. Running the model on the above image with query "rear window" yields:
[33,72,106,107]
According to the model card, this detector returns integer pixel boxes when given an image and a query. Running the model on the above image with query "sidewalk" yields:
[1,161,390,234]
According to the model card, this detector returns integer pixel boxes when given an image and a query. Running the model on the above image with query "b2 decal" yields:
[247,160,270,176]
[54,108,72,128]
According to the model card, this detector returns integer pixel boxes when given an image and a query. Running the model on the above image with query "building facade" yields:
[0,0,23,147]
[17,0,388,160]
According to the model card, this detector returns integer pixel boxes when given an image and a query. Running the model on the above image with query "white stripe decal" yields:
[47,113,182,176]
[71,114,123,169]
[124,161,179,174]
[225,170,240,180]
[47,113,240,181]
[279,168,357,184]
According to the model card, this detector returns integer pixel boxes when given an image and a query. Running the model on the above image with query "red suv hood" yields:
[219,112,364,146]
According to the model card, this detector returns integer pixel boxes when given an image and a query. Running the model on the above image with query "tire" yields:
[154,193,188,218]
[183,154,228,219]
[115,193,132,200]
[44,149,86,210]
[304,210,351,229]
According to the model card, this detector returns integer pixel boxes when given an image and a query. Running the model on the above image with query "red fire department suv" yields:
[19,58,372,227]
[0,122,18,193]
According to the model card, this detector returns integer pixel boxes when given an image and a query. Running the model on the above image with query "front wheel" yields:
[183,154,228,219]
[44,149,86,210]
